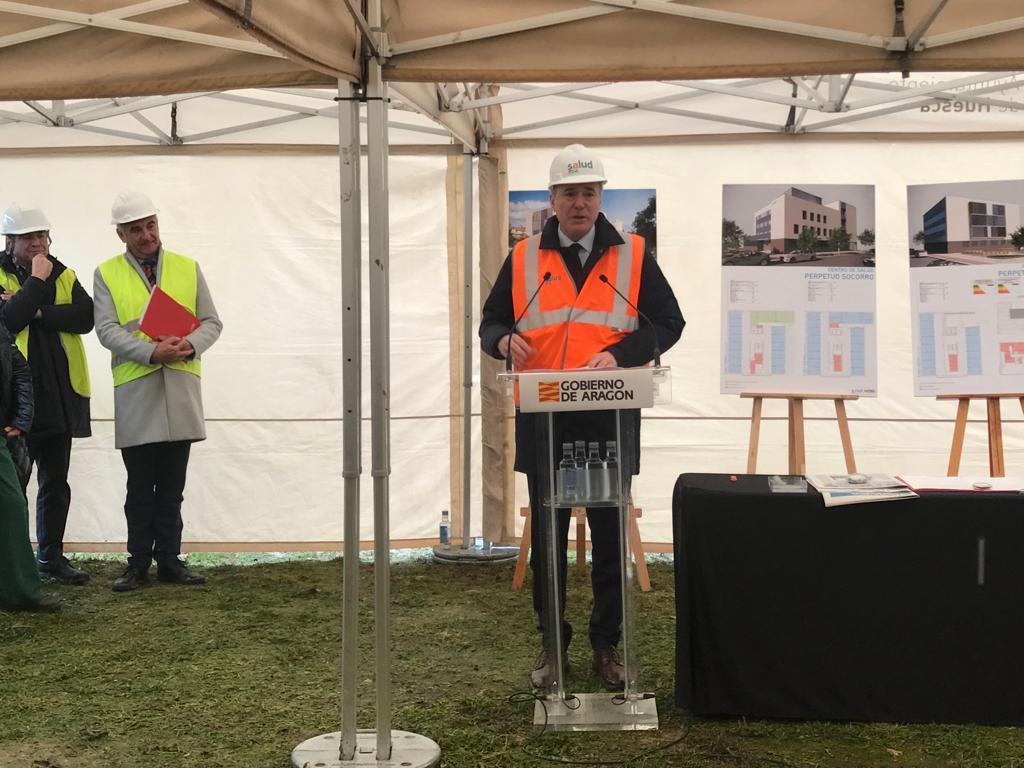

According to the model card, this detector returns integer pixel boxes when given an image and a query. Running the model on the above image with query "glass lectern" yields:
[499,366,670,730]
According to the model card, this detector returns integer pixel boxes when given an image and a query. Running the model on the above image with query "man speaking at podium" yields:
[479,144,683,692]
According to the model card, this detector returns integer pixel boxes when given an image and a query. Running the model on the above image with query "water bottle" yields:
[439,509,450,547]
[605,441,619,502]
[557,442,578,503]
[586,442,603,502]
[574,441,588,500]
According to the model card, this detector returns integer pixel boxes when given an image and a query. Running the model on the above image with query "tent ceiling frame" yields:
[924,16,1024,49]
[662,80,825,111]
[340,0,382,61]
[0,0,283,57]
[589,0,894,49]
[907,0,949,51]
[851,77,1024,111]
[0,0,186,50]
[488,71,1024,137]
[846,71,1019,109]
[802,76,1024,131]
[389,1,895,56]
[386,2,1024,62]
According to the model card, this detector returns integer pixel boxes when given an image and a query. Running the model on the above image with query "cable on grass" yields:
[508,692,809,767]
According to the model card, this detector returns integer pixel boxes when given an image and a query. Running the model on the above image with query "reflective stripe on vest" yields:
[97,250,200,387]
[516,234,640,335]
[511,231,644,374]
[0,266,91,397]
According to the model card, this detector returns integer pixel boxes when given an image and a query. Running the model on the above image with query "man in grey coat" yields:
[94,192,223,593]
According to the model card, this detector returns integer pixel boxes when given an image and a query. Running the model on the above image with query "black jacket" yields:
[479,213,684,475]
[0,327,33,434]
[0,252,92,439]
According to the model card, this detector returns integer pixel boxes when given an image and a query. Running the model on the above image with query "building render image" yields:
[922,195,1022,254]
[753,187,858,254]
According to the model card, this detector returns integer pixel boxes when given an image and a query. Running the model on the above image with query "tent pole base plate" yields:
[433,543,518,564]
[292,730,440,767]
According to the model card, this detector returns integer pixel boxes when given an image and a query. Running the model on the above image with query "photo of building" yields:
[907,181,1024,266]
[922,196,1021,254]
[723,184,875,267]
[754,187,858,254]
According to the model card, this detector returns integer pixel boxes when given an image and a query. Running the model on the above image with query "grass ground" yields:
[2,554,1023,768]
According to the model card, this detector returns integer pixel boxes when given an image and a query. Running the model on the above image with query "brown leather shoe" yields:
[530,649,569,691]
[592,646,625,692]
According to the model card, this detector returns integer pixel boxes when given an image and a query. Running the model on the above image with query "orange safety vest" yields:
[511,231,644,381]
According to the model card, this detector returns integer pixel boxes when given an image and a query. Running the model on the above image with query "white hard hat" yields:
[111,191,159,225]
[2,204,51,235]
[548,143,608,189]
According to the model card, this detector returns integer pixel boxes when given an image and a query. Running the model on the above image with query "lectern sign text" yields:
[519,368,655,413]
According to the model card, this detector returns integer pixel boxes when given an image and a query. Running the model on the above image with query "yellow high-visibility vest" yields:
[0,265,91,397]
[97,250,200,387]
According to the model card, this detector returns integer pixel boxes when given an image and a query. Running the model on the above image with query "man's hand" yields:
[30,254,53,281]
[150,336,193,364]
[585,351,618,369]
[1,290,11,302]
[498,333,535,368]
[4,426,21,438]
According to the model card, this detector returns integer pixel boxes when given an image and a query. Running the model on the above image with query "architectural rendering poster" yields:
[508,189,657,255]
[907,180,1024,396]
[721,184,877,396]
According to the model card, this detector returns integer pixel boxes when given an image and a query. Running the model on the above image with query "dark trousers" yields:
[29,431,73,564]
[527,474,623,650]
[121,441,191,571]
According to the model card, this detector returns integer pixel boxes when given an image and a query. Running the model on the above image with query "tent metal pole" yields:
[365,2,393,756]
[461,148,474,551]
[291,64,438,768]
[337,78,362,763]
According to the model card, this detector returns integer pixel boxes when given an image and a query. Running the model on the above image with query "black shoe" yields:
[112,566,149,593]
[592,646,626,692]
[156,560,206,586]
[11,596,61,613]
[40,557,90,586]
[530,649,570,691]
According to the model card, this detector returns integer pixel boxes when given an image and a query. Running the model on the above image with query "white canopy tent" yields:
[0,1,1019,554]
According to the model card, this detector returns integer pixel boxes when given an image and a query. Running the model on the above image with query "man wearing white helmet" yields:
[93,192,222,593]
[0,204,94,586]
[479,144,684,691]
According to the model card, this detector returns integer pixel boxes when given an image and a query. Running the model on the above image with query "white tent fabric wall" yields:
[6,137,1024,550]
[505,139,1024,545]
[3,150,457,548]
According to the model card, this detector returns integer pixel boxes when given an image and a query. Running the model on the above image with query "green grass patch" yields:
[1,556,1022,767]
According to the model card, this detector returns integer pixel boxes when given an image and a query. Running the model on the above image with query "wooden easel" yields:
[743,392,859,474]
[939,394,1024,477]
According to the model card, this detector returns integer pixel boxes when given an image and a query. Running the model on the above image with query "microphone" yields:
[505,271,551,371]
[598,273,661,368]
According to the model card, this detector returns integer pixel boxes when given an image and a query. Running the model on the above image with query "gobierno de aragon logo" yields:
[538,381,561,403]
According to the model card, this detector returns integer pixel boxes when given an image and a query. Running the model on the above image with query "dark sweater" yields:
[0,252,93,439]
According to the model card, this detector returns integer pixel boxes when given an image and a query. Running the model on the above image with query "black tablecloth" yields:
[673,473,1024,725]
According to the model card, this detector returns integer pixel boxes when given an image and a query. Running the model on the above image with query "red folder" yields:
[138,286,200,339]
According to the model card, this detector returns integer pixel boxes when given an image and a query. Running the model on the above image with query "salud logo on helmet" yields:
[549,143,607,188]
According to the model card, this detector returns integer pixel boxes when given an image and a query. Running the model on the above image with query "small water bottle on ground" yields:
[439,509,450,547]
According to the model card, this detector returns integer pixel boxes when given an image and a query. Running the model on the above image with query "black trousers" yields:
[121,441,191,571]
[527,474,623,650]
[29,431,73,564]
